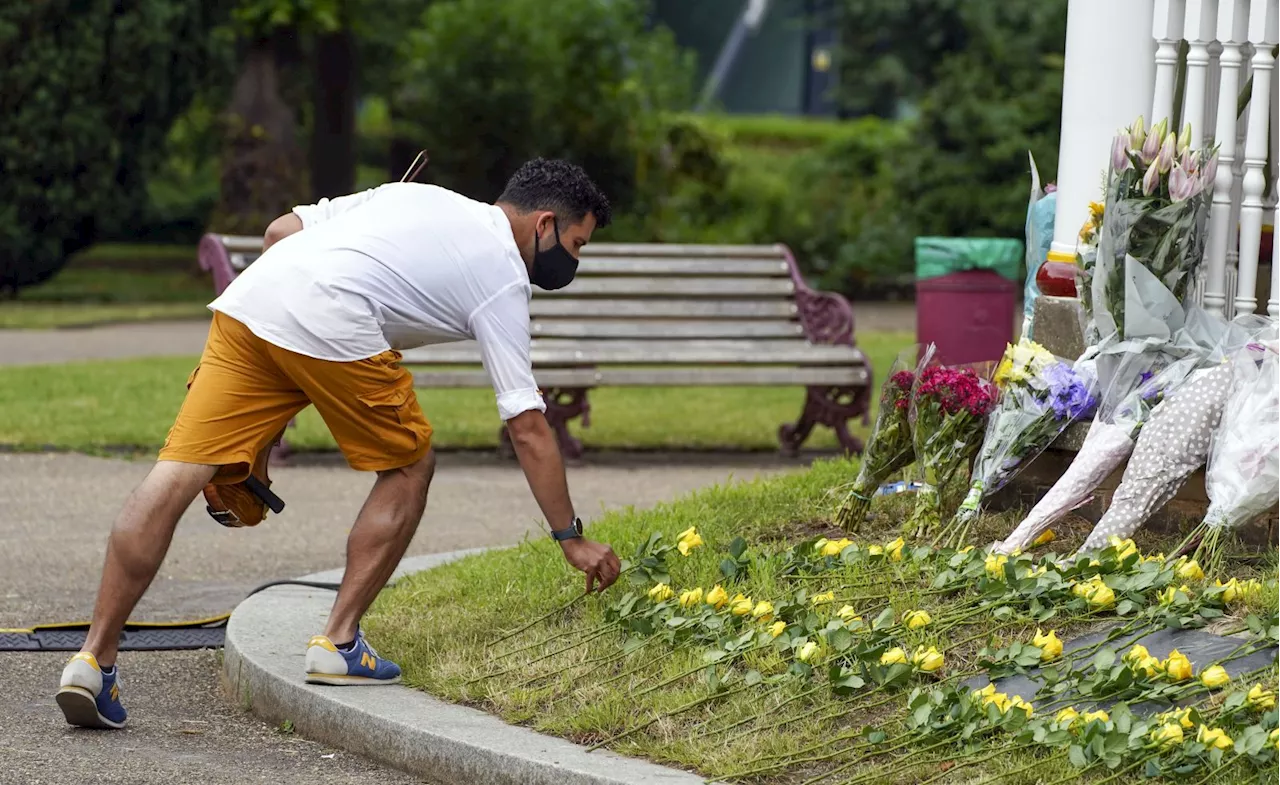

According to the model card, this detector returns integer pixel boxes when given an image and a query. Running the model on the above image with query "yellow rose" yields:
[985,553,1009,580]
[647,583,674,602]
[705,584,728,610]
[837,605,862,623]
[868,545,884,557]
[678,587,704,609]
[1032,529,1056,547]
[959,545,975,554]
[1175,558,1204,582]
[821,537,854,557]
[730,594,754,616]
[798,641,820,662]
[1247,684,1277,711]
[810,591,835,606]
[1199,665,1230,689]
[886,537,905,562]
[1150,723,1184,748]
[1162,650,1192,681]
[1167,707,1195,729]
[1106,536,1139,560]
[1158,585,1192,606]
[767,620,787,638]
[677,530,704,556]
[1032,628,1063,661]
[1055,707,1080,726]
[972,683,997,700]
[677,526,698,540]
[1081,709,1110,725]
[985,692,1013,714]
[879,647,907,665]
[751,601,775,622]
[904,610,932,630]
[1086,583,1116,608]
[1269,728,1280,749]
[1009,696,1034,719]
[1124,644,1150,664]
[1196,725,1233,751]
[911,646,944,673]
[1134,655,1164,679]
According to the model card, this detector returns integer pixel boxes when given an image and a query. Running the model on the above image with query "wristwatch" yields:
[551,517,584,542]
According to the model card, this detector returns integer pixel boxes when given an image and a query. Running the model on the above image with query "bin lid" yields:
[914,236,1024,282]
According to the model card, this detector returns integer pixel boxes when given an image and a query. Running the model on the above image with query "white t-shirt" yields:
[209,182,546,421]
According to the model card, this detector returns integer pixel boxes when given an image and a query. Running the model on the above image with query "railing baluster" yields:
[1234,0,1278,318]
[1154,0,1189,120]
[1204,0,1252,316]
[1181,0,1216,142]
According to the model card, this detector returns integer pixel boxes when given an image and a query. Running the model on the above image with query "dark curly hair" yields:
[497,158,612,229]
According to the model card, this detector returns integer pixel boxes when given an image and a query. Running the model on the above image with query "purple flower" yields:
[1042,362,1097,421]
[1111,133,1133,172]
[1169,164,1195,201]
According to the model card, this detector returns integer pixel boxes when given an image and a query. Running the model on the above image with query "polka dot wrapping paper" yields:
[1078,363,1232,552]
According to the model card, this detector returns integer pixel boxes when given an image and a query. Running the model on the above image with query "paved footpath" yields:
[1,450,802,784]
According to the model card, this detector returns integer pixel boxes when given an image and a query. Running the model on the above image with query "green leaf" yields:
[666,617,687,627]
[913,704,933,726]
[829,627,854,652]
[744,669,763,687]
[1093,649,1116,671]
[1068,744,1088,768]
[873,607,895,630]
[1116,599,1137,616]
[729,537,748,559]
[719,559,739,579]
[866,729,888,744]
[1144,759,1161,778]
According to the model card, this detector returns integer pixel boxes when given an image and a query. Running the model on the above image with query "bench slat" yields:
[414,366,869,388]
[400,340,864,366]
[575,257,790,276]
[538,277,795,298]
[530,299,798,319]
[581,243,785,259]
[530,319,804,339]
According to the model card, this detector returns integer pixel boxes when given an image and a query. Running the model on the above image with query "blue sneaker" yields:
[56,652,128,729]
[304,630,401,686]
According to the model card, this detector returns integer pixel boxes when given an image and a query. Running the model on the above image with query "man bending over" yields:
[56,158,622,729]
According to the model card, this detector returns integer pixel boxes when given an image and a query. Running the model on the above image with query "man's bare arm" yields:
[505,410,621,593]
[263,213,303,250]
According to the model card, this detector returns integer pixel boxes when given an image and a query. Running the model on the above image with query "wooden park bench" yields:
[199,234,874,459]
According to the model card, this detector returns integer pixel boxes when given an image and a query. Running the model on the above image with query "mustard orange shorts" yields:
[159,312,433,484]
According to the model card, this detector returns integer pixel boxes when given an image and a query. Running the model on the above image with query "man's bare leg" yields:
[323,450,435,644]
[80,460,217,665]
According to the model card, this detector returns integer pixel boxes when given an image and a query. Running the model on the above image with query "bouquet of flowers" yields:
[1076,200,1106,347]
[1090,116,1218,342]
[835,345,934,531]
[940,340,1099,546]
[905,358,997,539]
[994,351,1197,555]
[1185,339,1280,574]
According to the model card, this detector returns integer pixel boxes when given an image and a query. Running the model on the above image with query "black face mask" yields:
[530,219,578,290]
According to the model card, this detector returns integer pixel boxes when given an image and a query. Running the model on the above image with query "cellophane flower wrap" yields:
[943,340,1099,545]
[1089,116,1218,343]
[1190,338,1280,573]
[995,352,1198,555]
[836,345,934,531]
[905,362,996,539]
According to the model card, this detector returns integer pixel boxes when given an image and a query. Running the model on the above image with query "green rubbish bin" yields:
[915,237,1023,366]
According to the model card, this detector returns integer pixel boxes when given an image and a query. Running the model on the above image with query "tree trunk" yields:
[209,30,309,236]
[310,28,357,200]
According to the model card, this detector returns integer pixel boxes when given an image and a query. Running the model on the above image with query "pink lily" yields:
[1157,133,1176,173]
[1201,154,1219,187]
[1112,133,1133,171]
[1142,159,1161,196]
[1141,127,1161,164]
[1169,164,1194,201]
[1179,148,1198,175]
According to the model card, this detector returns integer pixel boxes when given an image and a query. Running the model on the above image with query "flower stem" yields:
[485,591,587,650]
[633,644,766,698]
[585,683,748,753]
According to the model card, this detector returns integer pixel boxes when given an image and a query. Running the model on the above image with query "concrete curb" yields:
[222,549,706,785]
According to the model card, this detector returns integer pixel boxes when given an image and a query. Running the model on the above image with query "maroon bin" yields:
[916,269,1017,367]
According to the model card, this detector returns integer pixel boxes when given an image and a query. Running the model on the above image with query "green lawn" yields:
[0,331,913,453]
[365,459,1279,784]
[3,258,214,329]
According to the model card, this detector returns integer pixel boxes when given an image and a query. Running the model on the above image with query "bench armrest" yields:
[776,244,856,347]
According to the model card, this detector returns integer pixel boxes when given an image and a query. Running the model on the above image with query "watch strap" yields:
[551,517,584,541]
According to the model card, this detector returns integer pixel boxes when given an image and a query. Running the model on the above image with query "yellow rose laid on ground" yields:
[1150,722,1184,748]
[837,605,862,623]
[1124,643,1150,664]
[1032,628,1063,661]
[1174,558,1205,581]
[911,646,945,673]
[676,527,704,556]
[1199,665,1230,689]
[1214,577,1240,603]
[1081,709,1110,725]
[1055,707,1079,725]
[821,537,854,557]
[797,641,819,662]
[678,587,703,609]
[751,601,774,622]
[1247,684,1277,711]
[867,544,884,556]
[730,594,753,616]
[810,590,835,606]
[1163,649,1192,682]
[648,583,674,602]
[1134,655,1164,679]
[1086,582,1116,608]
[705,584,728,610]
[885,537,905,561]
[1167,707,1195,729]
[1196,725,1233,751]
[1031,529,1056,547]
[767,620,787,638]
[903,610,932,630]
[1106,536,1139,560]
[879,647,907,665]
[1009,695,1034,719]
[985,553,1009,580]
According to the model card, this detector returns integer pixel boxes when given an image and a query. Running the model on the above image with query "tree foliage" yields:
[392,0,694,206]
[0,0,234,291]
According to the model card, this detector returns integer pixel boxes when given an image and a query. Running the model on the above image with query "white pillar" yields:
[1048,0,1159,265]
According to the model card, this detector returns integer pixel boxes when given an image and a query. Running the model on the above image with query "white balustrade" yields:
[1153,0,1189,121]
[1233,0,1277,317]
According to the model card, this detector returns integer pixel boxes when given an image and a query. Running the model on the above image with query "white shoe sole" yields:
[55,686,126,729]
[304,673,402,686]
